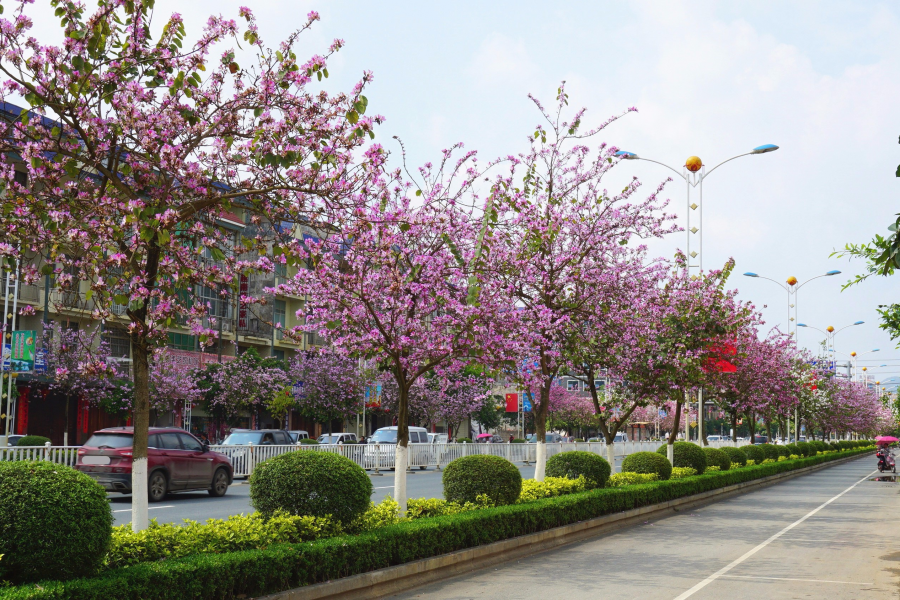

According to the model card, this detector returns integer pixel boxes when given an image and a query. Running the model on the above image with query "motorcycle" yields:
[876,447,896,473]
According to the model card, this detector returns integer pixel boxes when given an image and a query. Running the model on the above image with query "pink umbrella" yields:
[875,436,898,445]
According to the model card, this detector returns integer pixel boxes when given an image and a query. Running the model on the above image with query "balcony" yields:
[238,318,272,339]
[0,275,40,304]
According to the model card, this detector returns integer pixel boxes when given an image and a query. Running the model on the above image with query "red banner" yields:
[15,386,29,434]
[505,393,518,413]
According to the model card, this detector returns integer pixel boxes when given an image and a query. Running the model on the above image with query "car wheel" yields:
[148,471,167,502]
[208,468,229,497]
[419,465,427,470]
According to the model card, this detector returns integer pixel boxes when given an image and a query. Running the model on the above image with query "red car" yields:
[75,427,233,502]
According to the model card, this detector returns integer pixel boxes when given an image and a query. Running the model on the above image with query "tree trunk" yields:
[666,399,683,464]
[64,391,70,447]
[534,384,550,481]
[765,419,772,442]
[747,413,756,441]
[730,411,738,443]
[131,340,151,532]
[393,377,409,513]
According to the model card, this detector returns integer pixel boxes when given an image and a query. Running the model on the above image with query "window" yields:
[593,380,606,391]
[273,349,285,361]
[13,170,27,187]
[178,433,203,452]
[566,380,581,392]
[274,300,286,340]
[157,433,183,450]
[168,333,196,352]
[103,327,131,358]
[274,261,287,286]
[197,285,229,318]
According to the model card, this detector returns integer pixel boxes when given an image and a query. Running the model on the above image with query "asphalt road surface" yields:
[387,456,897,600]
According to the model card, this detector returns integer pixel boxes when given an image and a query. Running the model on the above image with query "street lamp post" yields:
[743,271,841,443]
[618,144,779,453]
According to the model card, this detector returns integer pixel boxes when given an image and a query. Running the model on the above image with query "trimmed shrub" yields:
[743,444,766,464]
[622,451,673,481]
[607,472,658,487]
[761,444,780,461]
[784,443,800,456]
[298,439,319,445]
[671,467,697,479]
[775,445,790,458]
[545,451,611,488]
[456,437,473,443]
[702,447,731,471]
[656,442,707,475]
[517,476,587,503]
[443,455,522,506]
[250,451,372,526]
[721,446,747,467]
[813,441,827,453]
[511,438,527,443]
[795,441,812,457]
[0,461,112,584]
[16,435,51,447]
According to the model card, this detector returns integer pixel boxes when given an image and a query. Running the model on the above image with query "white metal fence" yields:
[1,439,751,477]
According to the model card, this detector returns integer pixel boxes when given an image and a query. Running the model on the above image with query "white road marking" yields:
[721,575,873,585]
[113,505,175,513]
[672,469,877,600]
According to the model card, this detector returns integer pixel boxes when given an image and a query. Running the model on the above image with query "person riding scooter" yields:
[877,444,896,473]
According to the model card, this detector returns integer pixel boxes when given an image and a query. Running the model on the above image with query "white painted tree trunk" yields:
[535,442,547,481]
[131,457,149,532]
[394,444,408,514]
[606,441,616,473]
[667,443,674,465]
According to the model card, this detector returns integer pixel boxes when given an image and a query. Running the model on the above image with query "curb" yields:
[258,453,870,600]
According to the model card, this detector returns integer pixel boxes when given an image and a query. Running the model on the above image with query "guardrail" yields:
[0,439,752,477]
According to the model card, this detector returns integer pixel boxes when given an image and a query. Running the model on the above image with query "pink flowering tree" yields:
[0,2,384,529]
[489,85,676,479]
[282,146,517,510]
[284,350,366,435]
[210,348,289,422]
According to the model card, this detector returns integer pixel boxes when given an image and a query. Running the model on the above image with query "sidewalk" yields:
[388,457,895,600]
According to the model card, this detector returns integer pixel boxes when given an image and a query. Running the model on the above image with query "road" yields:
[112,461,638,526]
[386,456,897,599]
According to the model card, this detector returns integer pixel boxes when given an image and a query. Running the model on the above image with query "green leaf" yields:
[346,110,359,125]
[325,320,341,330]
[114,294,129,305]
[85,290,93,302]
[896,164,900,177]
[399,222,410,233]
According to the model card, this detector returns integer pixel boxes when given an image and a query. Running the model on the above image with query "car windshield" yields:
[370,430,398,443]
[222,432,262,445]
[318,435,342,443]
[289,432,299,442]
[84,433,133,449]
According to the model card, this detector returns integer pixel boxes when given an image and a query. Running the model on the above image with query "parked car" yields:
[707,435,723,442]
[288,430,309,443]
[363,426,430,470]
[753,435,769,444]
[587,437,602,442]
[317,432,358,444]
[75,427,233,502]
[427,433,449,444]
[221,429,293,446]
[5,435,24,447]
[475,433,502,444]
[613,432,628,444]
[526,433,564,443]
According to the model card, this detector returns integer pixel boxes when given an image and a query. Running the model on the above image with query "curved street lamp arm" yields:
[703,152,754,179]
[833,324,858,337]
[751,275,790,293]
[796,273,829,291]
[635,157,687,181]
[801,325,829,338]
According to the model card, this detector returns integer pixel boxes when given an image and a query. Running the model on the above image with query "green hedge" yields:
[702,447,731,471]
[784,443,800,456]
[443,455,522,506]
[16,435,51,447]
[545,451,610,488]
[743,444,766,463]
[657,442,707,474]
[795,441,812,457]
[761,444,780,461]
[2,448,873,600]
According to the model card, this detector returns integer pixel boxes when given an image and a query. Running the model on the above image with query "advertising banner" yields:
[10,330,36,372]
[505,393,518,412]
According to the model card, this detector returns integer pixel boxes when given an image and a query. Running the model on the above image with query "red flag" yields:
[505,393,519,413]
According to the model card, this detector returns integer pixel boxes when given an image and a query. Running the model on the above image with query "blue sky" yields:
[28,1,900,385]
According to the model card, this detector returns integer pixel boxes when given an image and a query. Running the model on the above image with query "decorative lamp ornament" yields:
[862,367,867,371]
[851,352,857,357]
[826,326,834,333]
[685,156,703,172]
[786,276,797,286]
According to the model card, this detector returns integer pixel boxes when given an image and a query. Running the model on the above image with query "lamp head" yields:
[615,150,639,160]
[743,272,759,277]
[751,144,779,154]
[873,349,880,352]
[797,323,808,327]
[853,321,864,325]
[825,270,841,276]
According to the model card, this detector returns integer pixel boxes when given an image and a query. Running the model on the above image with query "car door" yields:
[178,432,214,489]
[157,432,191,489]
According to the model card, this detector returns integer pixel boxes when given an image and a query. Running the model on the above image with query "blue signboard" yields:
[523,393,533,413]
[33,349,47,374]
[1,343,9,372]
[291,381,304,398]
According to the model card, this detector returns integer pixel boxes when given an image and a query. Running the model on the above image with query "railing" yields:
[1,439,752,478]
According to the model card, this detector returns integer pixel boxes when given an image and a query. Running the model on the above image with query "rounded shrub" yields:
[16,435,51,447]
[545,451,611,488]
[656,442,707,474]
[298,439,319,445]
[795,441,812,457]
[0,461,112,584]
[511,438,526,443]
[702,447,731,471]
[829,442,842,451]
[743,444,766,463]
[456,437,473,443]
[775,445,790,458]
[761,444,780,461]
[721,446,747,467]
[784,443,800,456]
[622,451,673,481]
[250,451,372,526]
[813,441,827,453]
[443,455,522,506]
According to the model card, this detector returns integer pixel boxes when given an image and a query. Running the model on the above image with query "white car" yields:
[427,433,449,444]
[317,432,358,444]
[363,426,430,470]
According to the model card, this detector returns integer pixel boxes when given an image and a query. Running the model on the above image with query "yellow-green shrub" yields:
[789,454,799,460]
[404,495,493,519]
[517,476,588,503]
[607,472,658,487]
[671,467,697,479]
[730,462,742,470]
[348,497,403,532]
[705,465,720,472]
[746,459,756,466]
[761,458,776,464]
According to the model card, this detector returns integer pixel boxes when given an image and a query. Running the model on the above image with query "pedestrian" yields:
[508,434,514,443]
